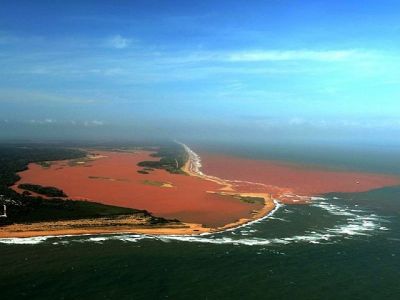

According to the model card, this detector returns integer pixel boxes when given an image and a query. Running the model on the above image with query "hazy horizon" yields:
[1,1,400,145]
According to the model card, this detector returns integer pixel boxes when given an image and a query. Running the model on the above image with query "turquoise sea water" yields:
[1,143,400,299]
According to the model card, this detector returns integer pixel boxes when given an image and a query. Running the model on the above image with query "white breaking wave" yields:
[223,200,283,232]
[179,142,284,191]
[311,197,388,236]
[0,236,51,245]
[180,143,204,176]
[0,198,389,246]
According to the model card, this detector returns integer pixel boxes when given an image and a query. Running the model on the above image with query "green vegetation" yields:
[217,193,265,205]
[137,167,154,175]
[137,170,149,174]
[7,198,151,223]
[141,180,173,188]
[0,145,85,189]
[18,183,68,198]
[88,176,128,182]
[235,196,265,205]
[0,144,173,226]
[88,176,106,179]
[36,161,52,168]
[137,143,188,174]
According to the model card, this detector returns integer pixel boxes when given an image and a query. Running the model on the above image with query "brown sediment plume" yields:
[3,146,281,239]
[12,150,267,229]
[181,145,278,223]
[182,144,310,205]
[198,151,400,197]
[5,145,399,240]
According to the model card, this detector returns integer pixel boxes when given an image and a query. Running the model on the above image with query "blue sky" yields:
[1,0,400,142]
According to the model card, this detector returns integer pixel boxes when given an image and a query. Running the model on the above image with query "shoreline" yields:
[0,144,278,240]
[0,219,212,239]
[180,143,277,230]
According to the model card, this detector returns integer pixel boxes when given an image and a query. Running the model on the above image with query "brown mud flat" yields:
[12,150,263,228]
[199,152,400,198]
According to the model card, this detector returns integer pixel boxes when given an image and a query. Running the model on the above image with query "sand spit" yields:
[181,143,235,191]
[0,215,211,238]
[216,193,276,231]
[181,143,315,205]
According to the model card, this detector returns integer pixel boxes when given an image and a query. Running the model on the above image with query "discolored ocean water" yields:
[1,144,400,299]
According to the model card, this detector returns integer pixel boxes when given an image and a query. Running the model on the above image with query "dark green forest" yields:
[18,183,68,198]
[137,143,188,174]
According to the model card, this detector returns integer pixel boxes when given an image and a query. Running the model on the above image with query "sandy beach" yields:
[0,216,211,238]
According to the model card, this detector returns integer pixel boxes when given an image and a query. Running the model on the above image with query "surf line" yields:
[178,142,281,232]
[180,142,290,192]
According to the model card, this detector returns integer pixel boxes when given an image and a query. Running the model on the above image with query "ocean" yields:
[1,142,399,299]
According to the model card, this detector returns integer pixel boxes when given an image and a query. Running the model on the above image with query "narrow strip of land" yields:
[0,216,211,238]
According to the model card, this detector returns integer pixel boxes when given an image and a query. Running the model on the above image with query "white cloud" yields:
[84,120,104,126]
[29,119,56,124]
[106,35,131,49]
[227,50,359,62]
[25,119,104,127]
[289,117,306,126]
